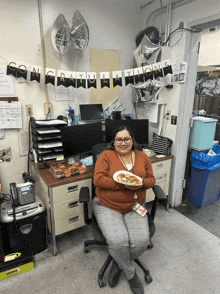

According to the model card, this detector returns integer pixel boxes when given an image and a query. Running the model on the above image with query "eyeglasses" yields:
[114,137,132,144]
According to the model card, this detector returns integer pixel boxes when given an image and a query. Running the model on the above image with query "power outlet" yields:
[166,110,171,120]
[25,105,33,116]
[44,103,52,115]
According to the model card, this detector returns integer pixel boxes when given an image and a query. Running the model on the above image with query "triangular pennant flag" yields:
[66,71,76,87]
[100,72,110,88]
[17,64,28,81]
[45,68,55,85]
[57,70,68,87]
[143,64,153,81]
[124,69,134,86]
[87,72,97,89]
[112,71,122,87]
[162,59,173,76]
[76,72,86,88]
[6,62,17,77]
[134,67,144,84]
[152,62,163,79]
[30,65,41,83]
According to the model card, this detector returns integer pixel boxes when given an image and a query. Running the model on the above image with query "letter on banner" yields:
[162,59,173,76]
[66,71,76,87]
[143,64,153,81]
[124,69,134,86]
[100,72,110,88]
[87,72,97,89]
[57,70,68,87]
[112,70,122,87]
[45,68,55,85]
[30,65,41,83]
[6,62,18,77]
[134,67,144,84]
[17,64,28,80]
[76,72,86,88]
[152,62,163,79]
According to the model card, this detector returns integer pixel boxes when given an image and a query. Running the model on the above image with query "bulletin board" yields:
[89,48,121,108]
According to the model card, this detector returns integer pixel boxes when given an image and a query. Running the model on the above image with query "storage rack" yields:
[30,117,67,162]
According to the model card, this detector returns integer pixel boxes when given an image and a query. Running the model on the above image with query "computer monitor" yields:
[60,122,104,158]
[79,104,104,121]
[105,119,149,146]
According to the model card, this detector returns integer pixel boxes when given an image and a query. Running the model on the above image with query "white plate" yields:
[113,170,142,186]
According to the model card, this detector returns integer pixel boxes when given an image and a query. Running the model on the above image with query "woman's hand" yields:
[125,178,145,191]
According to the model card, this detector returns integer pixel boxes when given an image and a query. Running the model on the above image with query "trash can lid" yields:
[192,116,218,122]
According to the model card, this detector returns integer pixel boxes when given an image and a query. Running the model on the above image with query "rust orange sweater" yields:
[93,149,155,212]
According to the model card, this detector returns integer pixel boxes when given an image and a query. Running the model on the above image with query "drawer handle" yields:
[156,163,163,169]
[68,201,79,209]
[68,185,79,193]
[69,216,79,224]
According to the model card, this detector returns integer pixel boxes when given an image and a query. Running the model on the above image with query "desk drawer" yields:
[53,179,92,204]
[54,200,83,219]
[152,160,171,176]
[55,213,85,235]
[145,172,170,202]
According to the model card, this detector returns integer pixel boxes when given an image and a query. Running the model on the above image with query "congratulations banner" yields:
[6,59,175,89]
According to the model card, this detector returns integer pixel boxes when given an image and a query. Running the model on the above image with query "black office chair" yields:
[79,143,167,288]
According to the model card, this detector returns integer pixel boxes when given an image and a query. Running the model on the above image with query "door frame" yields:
[168,13,220,207]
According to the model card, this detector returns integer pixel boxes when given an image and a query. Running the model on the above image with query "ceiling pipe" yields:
[146,0,197,27]
[166,0,172,46]
[140,0,157,10]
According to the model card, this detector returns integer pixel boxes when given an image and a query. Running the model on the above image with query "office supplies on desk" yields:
[31,117,67,162]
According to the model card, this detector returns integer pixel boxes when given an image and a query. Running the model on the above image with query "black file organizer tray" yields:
[30,117,67,162]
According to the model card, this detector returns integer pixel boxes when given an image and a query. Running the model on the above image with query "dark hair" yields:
[107,125,139,150]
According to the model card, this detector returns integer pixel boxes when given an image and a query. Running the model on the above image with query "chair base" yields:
[84,239,108,253]
[84,240,153,288]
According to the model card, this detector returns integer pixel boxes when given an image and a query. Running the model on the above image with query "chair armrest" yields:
[152,185,167,200]
[79,187,90,203]
[79,187,92,225]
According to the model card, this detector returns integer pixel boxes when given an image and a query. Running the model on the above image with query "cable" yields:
[162,27,202,46]
[170,29,183,47]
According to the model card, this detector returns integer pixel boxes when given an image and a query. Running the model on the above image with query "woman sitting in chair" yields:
[93,125,155,294]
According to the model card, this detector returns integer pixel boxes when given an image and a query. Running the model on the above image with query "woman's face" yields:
[114,129,133,156]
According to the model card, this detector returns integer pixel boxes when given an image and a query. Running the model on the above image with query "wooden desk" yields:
[32,154,173,256]
[32,162,93,256]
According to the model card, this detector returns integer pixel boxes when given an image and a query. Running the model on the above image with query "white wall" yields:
[198,25,220,66]
[0,0,143,194]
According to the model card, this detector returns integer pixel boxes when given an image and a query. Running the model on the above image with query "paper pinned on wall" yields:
[56,86,74,100]
[0,66,14,95]
[0,101,22,129]
[144,100,159,123]
[104,96,125,116]
[18,131,29,156]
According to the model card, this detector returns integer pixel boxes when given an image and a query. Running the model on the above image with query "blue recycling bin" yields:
[188,145,220,207]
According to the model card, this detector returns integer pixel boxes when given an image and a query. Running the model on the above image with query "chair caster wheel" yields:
[147,241,153,249]
[145,274,153,284]
[84,246,90,253]
[98,277,106,288]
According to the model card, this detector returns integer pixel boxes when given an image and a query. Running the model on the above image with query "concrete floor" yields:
[175,198,220,239]
[1,204,220,294]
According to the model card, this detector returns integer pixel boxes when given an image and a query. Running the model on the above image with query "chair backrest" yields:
[92,142,142,167]
[92,143,109,167]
